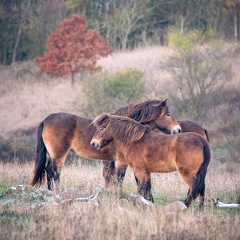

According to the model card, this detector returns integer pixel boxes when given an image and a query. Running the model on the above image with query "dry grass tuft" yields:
[0,45,240,239]
[0,162,239,239]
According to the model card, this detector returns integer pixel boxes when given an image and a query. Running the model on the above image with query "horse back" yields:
[41,113,84,157]
[178,120,209,141]
[175,132,210,171]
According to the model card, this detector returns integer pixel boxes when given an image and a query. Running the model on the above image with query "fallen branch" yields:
[61,186,103,207]
[216,200,240,208]
[206,189,240,208]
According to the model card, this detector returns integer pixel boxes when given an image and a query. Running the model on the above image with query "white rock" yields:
[164,201,187,213]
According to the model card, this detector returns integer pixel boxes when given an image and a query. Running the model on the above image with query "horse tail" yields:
[191,140,211,200]
[30,121,47,187]
[204,129,210,142]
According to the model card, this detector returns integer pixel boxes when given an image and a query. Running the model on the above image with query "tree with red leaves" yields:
[35,14,112,85]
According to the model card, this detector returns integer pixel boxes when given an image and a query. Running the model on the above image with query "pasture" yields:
[0,161,239,239]
[0,46,240,239]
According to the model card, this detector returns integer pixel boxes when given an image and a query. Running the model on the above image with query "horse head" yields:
[127,99,181,134]
[90,114,111,150]
[91,114,149,150]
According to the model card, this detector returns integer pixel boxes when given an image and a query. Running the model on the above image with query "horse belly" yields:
[143,150,177,173]
[146,160,176,173]
[146,137,178,173]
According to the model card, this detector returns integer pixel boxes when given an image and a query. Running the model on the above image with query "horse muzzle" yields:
[90,140,101,150]
[171,126,181,135]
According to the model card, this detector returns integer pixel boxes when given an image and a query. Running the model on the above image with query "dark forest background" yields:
[1,0,240,65]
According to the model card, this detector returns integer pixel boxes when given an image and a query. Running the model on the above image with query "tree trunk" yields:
[71,72,75,86]
[234,6,237,45]
[180,15,185,34]
[12,0,32,64]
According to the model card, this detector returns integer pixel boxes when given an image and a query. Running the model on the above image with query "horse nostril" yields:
[172,126,181,135]
[91,141,100,150]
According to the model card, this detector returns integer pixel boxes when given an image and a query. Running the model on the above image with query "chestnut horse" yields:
[91,114,211,210]
[102,120,209,188]
[30,99,181,190]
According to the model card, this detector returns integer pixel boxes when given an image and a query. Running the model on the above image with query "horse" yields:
[90,114,211,210]
[30,99,181,190]
[177,120,209,142]
[102,119,210,188]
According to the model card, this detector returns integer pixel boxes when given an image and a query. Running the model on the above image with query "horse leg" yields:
[180,163,207,211]
[198,183,205,211]
[135,175,140,188]
[135,172,154,203]
[45,160,59,191]
[116,163,128,187]
[102,161,118,188]
[179,174,196,208]
[45,156,65,192]
[181,174,205,211]
[102,161,129,188]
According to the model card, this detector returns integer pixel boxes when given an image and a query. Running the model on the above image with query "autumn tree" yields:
[35,14,112,85]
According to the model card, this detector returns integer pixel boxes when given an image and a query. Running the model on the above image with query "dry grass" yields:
[0,45,239,137]
[0,45,240,239]
[0,162,239,240]
[0,46,186,137]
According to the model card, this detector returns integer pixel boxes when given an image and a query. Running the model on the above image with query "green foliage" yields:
[104,69,144,102]
[168,29,215,54]
[163,29,233,120]
[0,136,35,163]
[0,182,12,195]
[79,69,145,118]
[154,194,168,206]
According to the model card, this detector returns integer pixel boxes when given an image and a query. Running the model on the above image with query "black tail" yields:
[204,129,210,142]
[190,140,211,201]
[184,139,211,209]
[30,121,47,187]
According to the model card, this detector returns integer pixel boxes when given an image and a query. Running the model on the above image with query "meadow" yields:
[0,161,240,240]
[0,46,240,239]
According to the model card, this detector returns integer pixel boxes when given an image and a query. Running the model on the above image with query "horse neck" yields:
[111,136,131,158]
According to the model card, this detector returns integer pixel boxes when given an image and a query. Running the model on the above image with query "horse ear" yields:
[93,113,109,126]
[162,99,168,107]
[99,114,109,124]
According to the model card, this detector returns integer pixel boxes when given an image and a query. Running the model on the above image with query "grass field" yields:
[0,161,239,240]
[0,45,240,239]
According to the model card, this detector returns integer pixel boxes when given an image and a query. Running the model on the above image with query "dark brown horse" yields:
[30,99,181,190]
[91,114,211,210]
[102,120,210,188]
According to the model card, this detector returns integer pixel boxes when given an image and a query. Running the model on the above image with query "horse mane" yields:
[93,114,150,144]
[113,99,166,123]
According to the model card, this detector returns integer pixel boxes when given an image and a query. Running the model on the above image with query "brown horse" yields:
[90,114,211,210]
[178,120,209,141]
[30,99,181,190]
[102,120,210,188]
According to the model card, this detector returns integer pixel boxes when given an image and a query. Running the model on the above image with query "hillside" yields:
[0,46,239,164]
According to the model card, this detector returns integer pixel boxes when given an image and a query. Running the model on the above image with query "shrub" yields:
[104,69,144,102]
[163,29,233,120]
[0,136,35,163]
[78,68,145,118]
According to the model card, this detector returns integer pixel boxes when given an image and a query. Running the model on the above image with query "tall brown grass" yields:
[0,45,239,239]
[0,162,239,240]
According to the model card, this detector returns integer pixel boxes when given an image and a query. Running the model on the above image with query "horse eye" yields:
[166,113,171,116]
[99,127,105,131]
